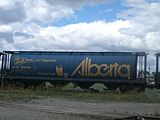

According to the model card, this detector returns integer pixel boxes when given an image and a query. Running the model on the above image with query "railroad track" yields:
[0,102,159,120]
[116,116,160,120]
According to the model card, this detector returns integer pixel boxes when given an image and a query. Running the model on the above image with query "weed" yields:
[0,85,160,103]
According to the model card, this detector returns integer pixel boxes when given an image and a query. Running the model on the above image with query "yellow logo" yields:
[56,65,63,77]
[71,57,131,79]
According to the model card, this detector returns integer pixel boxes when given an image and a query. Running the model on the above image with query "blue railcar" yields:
[1,51,147,90]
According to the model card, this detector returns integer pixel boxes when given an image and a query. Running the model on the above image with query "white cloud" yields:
[0,0,159,51]
[0,2,26,24]
[0,32,13,42]
[0,25,12,32]
[117,0,160,52]
[26,0,112,22]
[5,20,130,51]
[0,0,112,24]
[0,0,115,51]
[0,0,21,8]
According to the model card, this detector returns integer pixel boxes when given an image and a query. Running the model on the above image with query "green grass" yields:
[0,85,160,103]
[154,111,160,117]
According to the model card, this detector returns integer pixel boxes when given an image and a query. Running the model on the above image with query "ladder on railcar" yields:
[0,52,12,87]
[0,52,10,87]
[0,51,11,87]
[0,52,4,87]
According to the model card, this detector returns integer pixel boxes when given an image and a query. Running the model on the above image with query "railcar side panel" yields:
[9,52,137,82]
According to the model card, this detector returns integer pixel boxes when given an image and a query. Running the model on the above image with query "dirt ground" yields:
[0,97,160,120]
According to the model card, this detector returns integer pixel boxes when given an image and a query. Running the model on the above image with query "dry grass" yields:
[0,84,160,103]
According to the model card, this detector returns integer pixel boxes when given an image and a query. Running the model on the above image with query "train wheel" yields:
[120,86,145,93]
[50,81,68,89]
[76,82,94,89]
[134,86,145,92]
[119,86,131,93]
[23,81,44,90]
[3,80,25,88]
[104,84,118,91]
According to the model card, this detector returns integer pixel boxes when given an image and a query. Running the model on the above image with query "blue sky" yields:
[54,0,127,26]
